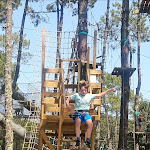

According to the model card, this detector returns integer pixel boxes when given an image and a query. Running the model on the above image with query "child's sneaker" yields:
[84,141,91,148]
[75,139,80,146]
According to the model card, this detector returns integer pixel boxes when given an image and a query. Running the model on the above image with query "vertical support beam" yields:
[91,128,94,150]
[78,61,81,92]
[87,47,90,70]
[84,132,88,150]
[86,47,90,83]
[93,31,97,69]
[57,97,62,150]
[78,0,88,61]
[38,133,42,150]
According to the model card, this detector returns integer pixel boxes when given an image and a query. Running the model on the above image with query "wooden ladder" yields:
[87,69,102,121]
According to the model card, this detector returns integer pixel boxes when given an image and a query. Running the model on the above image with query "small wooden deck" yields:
[133,0,150,14]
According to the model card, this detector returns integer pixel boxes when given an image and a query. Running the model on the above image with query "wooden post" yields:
[78,61,81,92]
[91,128,94,150]
[93,31,97,70]
[87,47,90,70]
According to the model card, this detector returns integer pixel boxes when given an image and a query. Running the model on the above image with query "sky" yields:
[1,0,150,104]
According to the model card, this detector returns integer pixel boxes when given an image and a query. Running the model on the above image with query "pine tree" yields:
[5,0,13,149]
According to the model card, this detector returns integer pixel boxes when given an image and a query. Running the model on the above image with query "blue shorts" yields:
[72,112,91,123]
[139,122,142,126]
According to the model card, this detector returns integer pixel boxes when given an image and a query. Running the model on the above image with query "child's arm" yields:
[95,88,116,98]
[66,97,72,112]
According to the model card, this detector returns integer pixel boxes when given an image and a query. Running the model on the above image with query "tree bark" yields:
[0,113,25,139]
[5,0,13,149]
[78,0,88,80]
[55,0,63,81]
[101,0,110,73]
[13,0,29,89]
[98,0,110,149]
[135,1,141,149]
[118,0,129,149]
[0,112,44,150]
[78,0,88,61]
[115,110,119,150]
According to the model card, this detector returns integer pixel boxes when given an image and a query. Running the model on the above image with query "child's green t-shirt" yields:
[70,93,96,110]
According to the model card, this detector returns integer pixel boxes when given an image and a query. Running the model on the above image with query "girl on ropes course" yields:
[66,80,116,148]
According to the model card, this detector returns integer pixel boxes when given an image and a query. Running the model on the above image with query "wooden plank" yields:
[45,104,58,107]
[89,69,102,75]
[44,92,60,97]
[90,83,101,88]
[44,68,59,73]
[42,98,55,104]
[40,129,55,150]
[62,139,76,142]
[93,30,97,69]
[92,99,101,105]
[43,80,59,88]
[91,128,94,150]
[45,115,59,122]
[61,59,81,62]
[45,106,60,112]
[65,93,75,97]
[65,84,78,89]
[92,115,100,121]
[44,122,87,131]
[133,9,139,14]
[78,61,81,91]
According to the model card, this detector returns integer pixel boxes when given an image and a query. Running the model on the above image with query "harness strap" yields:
[69,112,89,121]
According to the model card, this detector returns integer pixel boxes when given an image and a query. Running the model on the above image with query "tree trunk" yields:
[95,121,100,149]
[11,0,34,114]
[5,0,13,149]
[0,112,44,150]
[101,0,110,73]
[78,0,88,80]
[0,113,25,139]
[78,0,88,61]
[135,1,141,149]
[55,0,63,80]
[106,112,112,150]
[115,110,119,150]
[98,0,110,148]
[118,0,129,149]
[13,0,29,90]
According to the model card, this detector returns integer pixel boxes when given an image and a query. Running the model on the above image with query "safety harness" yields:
[69,110,89,122]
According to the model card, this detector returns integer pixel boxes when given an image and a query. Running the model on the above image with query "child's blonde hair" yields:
[79,80,89,89]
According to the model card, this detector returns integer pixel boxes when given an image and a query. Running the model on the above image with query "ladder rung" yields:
[65,93,75,97]
[62,139,76,142]
[43,80,59,88]
[90,83,101,88]
[45,92,60,97]
[45,106,60,112]
[42,98,55,104]
[92,99,101,106]
[44,68,60,73]
[89,69,102,75]
[45,104,58,107]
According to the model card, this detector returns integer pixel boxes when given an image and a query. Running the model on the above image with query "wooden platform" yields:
[133,0,150,14]
[111,67,136,77]
[38,29,102,150]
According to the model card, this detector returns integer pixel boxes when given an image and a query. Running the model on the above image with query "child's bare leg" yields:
[75,118,81,137]
[86,119,93,138]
